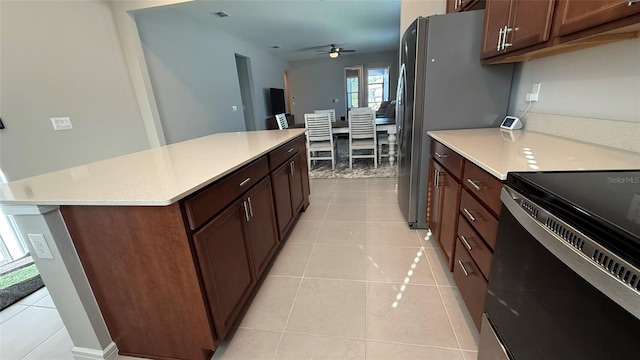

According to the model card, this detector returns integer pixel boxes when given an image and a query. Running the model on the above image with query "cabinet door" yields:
[289,153,304,215]
[193,200,256,339]
[555,0,640,37]
[439,169,462,270]
[246,178,280,277]
[271,162,294,238]
[426,159,444,247]
[481,0,513,58]
[506,0,555,52]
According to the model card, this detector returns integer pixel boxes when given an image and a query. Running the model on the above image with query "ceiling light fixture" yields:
[329,52,339,58]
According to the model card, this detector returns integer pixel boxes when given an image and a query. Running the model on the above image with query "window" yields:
[366,67,389,110]
[344,66,363,111]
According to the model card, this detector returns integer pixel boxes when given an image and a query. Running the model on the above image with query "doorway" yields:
[235,54,256,131]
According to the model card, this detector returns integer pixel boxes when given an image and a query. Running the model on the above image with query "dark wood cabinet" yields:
[481,0,555,59]
[427,159,462,270]
[60,134,310,360]
[555,0,640,37]
[194,198,256,340]
[482,0,640,63]
[447,0,485,13]
[271,151,306,239]
[452,237,488,330]
[245,177,280,277]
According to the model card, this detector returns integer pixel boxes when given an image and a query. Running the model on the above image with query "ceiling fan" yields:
[317,44,356,58]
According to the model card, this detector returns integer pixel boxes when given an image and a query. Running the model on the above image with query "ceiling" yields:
[147,0,401,61]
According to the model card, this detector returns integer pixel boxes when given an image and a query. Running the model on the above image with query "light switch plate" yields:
[28,233,54,259]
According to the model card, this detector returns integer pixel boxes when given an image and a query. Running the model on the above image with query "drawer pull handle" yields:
[247,197,254,218]
[434,152,448,159]
[460,235,473,250]
[434,169,441,187]
[243,201,250,222]
[288,148,294,153]
[463,208,477,222]
[458,260,471,277]
[466,178,481,191]
[239,178,251,187]
[629,0,639,5]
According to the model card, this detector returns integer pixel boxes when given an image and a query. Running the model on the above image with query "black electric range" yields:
[480,170,640,360]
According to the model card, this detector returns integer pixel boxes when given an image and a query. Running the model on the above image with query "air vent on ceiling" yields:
[271,46,281,49]
[211,11,230,18]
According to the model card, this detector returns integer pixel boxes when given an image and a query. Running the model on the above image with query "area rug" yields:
[0,258,44,311]
[308,137,397,179]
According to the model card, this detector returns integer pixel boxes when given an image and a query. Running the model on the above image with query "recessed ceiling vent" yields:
[211,11,230,18]
[271,46,281,49]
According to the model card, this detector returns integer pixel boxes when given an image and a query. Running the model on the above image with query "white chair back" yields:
[348,109,375,140]
[314,109,336,123]
[305,113,333,141]
[275,113,288,130]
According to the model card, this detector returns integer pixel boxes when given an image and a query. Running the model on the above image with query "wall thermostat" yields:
[500,116,522,130]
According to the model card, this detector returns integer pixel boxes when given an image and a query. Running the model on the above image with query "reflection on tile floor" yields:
[0,179,478,360]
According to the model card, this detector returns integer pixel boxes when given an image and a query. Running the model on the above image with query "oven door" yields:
[480,187,640,360]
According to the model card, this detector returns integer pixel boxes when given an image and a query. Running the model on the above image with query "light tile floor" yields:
[0,178,479,360]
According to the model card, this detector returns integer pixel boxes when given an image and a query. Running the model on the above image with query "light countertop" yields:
[0,129,306,206]
[428,128,640,180]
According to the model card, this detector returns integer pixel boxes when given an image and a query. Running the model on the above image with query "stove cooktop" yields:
[507,170,640,268]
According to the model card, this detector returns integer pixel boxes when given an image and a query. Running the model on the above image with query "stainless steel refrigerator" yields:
[396,10,514,229]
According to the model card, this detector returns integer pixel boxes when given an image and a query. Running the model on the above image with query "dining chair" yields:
[377,133,394,164]
[348,109,377,169]
[314,109,336,123]
[304,113,335,170]
[275,113,288,130]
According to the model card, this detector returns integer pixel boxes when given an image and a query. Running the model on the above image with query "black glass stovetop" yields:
[507,170,640,268]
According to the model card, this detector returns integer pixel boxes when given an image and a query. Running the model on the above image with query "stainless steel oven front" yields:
[479,181,640,360]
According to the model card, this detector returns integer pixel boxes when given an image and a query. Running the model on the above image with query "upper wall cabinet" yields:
[481,0,556,59]
[482,0,640,63]
[554,0,640,37]
[447,0,486,13]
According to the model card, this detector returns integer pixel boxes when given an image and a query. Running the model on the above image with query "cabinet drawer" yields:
[453,237,487,330]
[184,157,269,230]
[463,161,502,216]
[460,190,498,249]
[430,140,464,180]
[269,136,303,170]
[458,215,492,279]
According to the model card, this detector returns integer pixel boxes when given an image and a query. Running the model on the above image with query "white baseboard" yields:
[71,342,118,360]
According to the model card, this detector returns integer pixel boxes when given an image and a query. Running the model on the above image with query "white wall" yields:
[287,51,399,124]
[400,0,446,35]
[0,0,150,182]
[510,38,640,123]
[134,8,289,144]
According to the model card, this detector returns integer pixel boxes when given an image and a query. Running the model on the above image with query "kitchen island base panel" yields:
[61,204,216,360]
[5,205,116,360]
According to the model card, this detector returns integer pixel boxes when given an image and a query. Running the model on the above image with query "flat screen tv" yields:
[270,88,286,115]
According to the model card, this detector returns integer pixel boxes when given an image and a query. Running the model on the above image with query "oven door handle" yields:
[501,186,640,321]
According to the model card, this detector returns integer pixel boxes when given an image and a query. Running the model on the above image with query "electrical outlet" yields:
[51,117,73,131]
[28,233,54,259]
[525,83,541,102]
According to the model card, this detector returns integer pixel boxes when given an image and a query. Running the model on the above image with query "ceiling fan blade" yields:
[340,49,356,53]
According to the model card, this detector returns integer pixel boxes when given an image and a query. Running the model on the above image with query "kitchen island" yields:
[0,129,310,360]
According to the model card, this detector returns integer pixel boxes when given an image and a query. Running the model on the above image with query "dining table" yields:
[331,117,397,166]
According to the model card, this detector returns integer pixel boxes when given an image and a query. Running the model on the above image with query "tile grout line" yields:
[270,202,324,360]
[19,322,66,360]
[420,234,465,353]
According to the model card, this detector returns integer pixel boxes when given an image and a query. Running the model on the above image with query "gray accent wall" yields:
[509,38,640,124]
[0,1,150,182]
[135,8,289,144]
[287,51,399,124]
